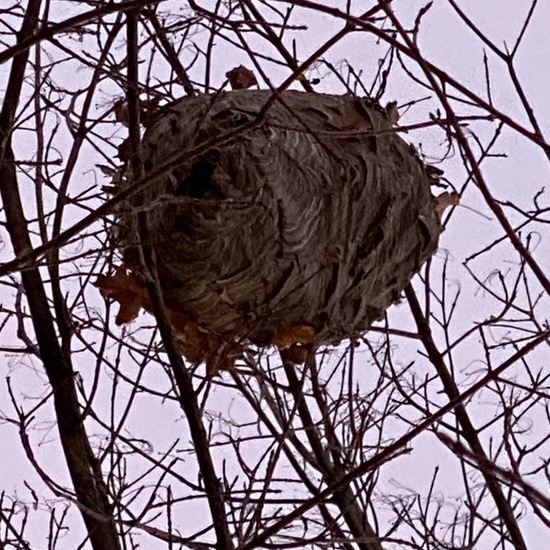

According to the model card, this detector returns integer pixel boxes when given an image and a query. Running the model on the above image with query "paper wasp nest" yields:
[104,90,443,369]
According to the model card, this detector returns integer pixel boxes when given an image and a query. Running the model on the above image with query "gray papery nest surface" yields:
[116,90,442,363]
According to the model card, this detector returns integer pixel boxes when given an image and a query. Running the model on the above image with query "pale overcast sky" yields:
[0,1,548,548]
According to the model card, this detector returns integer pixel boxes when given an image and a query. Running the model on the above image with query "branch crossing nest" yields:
[98,90,443,372]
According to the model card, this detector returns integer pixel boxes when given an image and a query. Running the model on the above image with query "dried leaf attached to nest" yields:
[225,65,258,90]
[385,100,400,124]
[95,267,244,374]
[271,325,316,349]
[95,267,148,325]
[435,191,460,219]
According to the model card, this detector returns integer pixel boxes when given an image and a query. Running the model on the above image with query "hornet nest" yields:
[97,90,445,372]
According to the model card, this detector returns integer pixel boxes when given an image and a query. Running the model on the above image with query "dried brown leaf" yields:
[95,268,148,325]
[113,99,129,127]
[226,65,258,90]
[385,101,400,124]
[435,191,460,219]
[271,325,316,349]
[170,312,205,363]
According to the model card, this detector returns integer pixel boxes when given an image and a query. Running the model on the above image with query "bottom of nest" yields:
[95,266,319,373]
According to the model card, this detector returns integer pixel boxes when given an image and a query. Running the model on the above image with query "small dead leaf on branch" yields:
[169,311,205,363]
[385,100,400,125]
[226,65,258,90]
[171,312,244,374]
[435,191,460,219]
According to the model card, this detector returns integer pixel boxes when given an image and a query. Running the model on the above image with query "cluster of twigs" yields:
[0,1,548,549]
